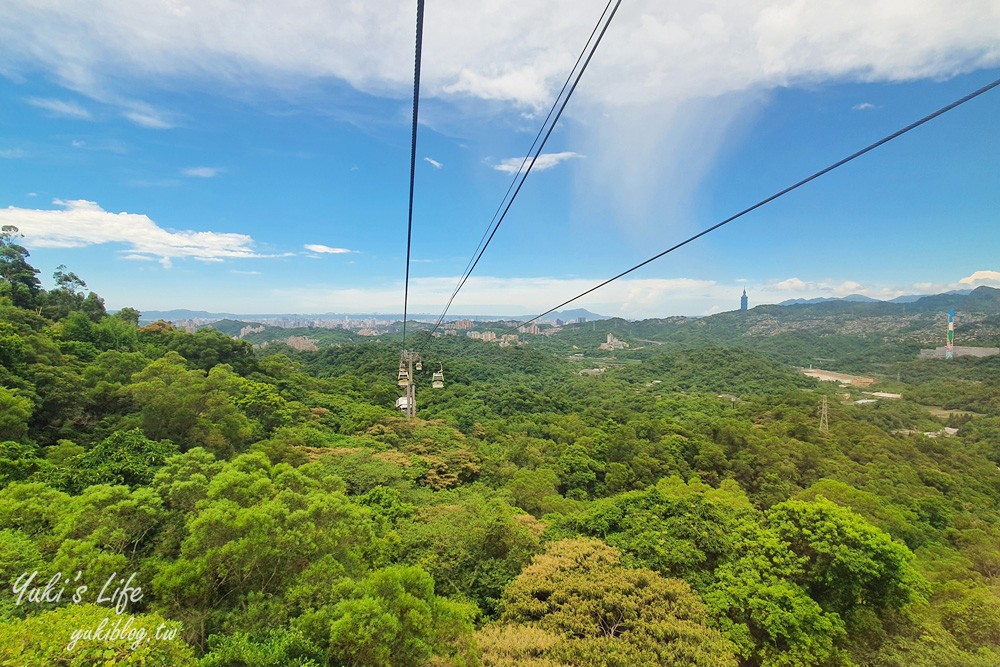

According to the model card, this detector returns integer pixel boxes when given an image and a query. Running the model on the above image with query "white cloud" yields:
[124,108,173,129]
[0,199,271,265]
[269,275,722,317]
[0,2,993,110]
[423,157,443,169]
[0,149,25,159]
[71,138,128,153]
[836,280,863,294]
[101,270,991,317]
[776,277,807,291]
[852,102,875,111]
[959,270,1000,287]
[0,1,996,235]
[182,166,222,178]
[304,244,354,254]
[25,97,92,119]
[493,151,583,174]
[443,66,551,107]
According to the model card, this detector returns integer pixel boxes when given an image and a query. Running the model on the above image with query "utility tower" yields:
[819,396,829,433]
[946,309,955,360]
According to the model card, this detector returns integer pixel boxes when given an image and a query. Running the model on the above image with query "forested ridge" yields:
[3,232,1000,665]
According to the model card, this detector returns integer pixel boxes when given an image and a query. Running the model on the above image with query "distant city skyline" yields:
[1,1,997,318]
[137,287,993,324]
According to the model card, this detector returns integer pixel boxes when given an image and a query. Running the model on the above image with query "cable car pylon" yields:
[395,352,444,415]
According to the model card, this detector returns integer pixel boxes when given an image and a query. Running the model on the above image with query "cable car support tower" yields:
[397,351,418,417]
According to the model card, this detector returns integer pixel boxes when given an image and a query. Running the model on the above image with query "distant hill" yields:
[779,289,974,306]
[203,319,264,336]
[888,289,973,304]
[539,308,609,322]
[779,294,880,306]
[531,286,1000,374]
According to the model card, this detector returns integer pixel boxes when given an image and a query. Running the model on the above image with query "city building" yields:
[599,333,629,351]
[740,288,748,311]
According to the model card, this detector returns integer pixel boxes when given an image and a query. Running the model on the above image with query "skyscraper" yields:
[740,288,748,311]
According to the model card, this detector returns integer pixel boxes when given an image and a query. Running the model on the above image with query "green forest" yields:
[3,226,1000,666]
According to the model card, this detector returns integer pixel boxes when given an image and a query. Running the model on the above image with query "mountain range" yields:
[778,289,974,306]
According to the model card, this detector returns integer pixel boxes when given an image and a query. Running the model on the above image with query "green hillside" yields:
[3,244,1000,665]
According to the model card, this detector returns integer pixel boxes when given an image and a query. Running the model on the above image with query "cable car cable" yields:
[430,0,622,334]
[500,75,1000,335]
[401,0,426,347]
[432,0,616,336]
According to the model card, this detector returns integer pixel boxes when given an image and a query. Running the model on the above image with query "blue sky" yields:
[1,0,998,318]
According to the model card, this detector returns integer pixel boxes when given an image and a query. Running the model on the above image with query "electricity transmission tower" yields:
[819,396,829,433]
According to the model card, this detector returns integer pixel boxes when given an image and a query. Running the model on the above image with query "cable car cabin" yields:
[395,396,411,412]
[432,368,444,389]
[397,364,410,387]
[415,360,423,371]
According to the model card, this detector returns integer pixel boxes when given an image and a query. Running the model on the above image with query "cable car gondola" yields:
[415,358,423,371]
[397,362,410,388]
[432,365,444,389]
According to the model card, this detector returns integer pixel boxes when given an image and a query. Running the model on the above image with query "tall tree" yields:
[0,225,41,308]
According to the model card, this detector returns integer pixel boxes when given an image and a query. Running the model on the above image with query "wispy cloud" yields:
[852,102,876,111]
[423,157,443,169]
[25,97,91,119]
[0,199,274,267]
[128,178,181,188]
[182,166,222,178]
[70,138,128,154]
[0,149,25,159]
[231,270,262,276]
[493,151,583,174]
[1,1,994,247]
[304,244,355,254]
[124,108,173,129]
[270,275,721,317]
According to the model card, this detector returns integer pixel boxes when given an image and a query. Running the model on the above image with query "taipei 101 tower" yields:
[740,288,748,311]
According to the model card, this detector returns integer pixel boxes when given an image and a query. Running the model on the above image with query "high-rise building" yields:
[740,288,748,311]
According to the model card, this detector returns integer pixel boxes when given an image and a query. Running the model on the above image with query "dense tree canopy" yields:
[1,252,999,665]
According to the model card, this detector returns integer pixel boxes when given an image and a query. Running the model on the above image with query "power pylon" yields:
[819,396,829,433]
